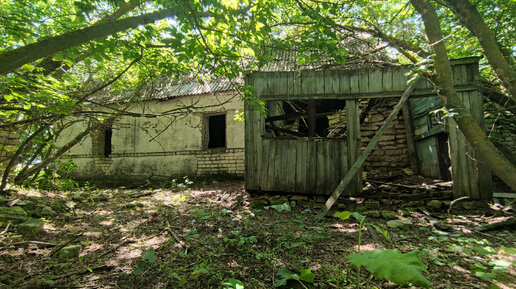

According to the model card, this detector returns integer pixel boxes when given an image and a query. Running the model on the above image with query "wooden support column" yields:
[307,100,316,137]
[401,103,420,174]
[315,79,419,220]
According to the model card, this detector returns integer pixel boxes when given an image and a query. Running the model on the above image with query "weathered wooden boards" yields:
[245,57,491,201]
[315,79,419,220]
[254,138,355,195]
[447,63,492,200]
[246,69,361,196]
[252,65,475,101]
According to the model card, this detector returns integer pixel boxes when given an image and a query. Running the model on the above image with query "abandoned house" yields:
[50,55,504,200]
[245,57,492,200]
[58,77,245,185]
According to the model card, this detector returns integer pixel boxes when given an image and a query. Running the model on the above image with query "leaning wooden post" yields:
[315,79,419,220]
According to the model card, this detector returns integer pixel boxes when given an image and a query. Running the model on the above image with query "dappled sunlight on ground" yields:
[116,246,143,261]
[82,242,104,255]
[354,243,377,252]
[1,180,514,288]
[330,222,359,234]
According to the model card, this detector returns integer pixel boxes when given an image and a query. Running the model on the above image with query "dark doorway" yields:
[104,127,112,157]
[208,114,226,148]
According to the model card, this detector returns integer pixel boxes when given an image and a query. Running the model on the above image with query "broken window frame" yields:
[264,99,348,139]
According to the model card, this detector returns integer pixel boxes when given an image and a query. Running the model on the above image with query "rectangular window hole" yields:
[208,114,226,148]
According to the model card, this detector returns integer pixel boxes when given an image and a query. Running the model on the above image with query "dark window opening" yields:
[208,114,226,148]
[104,127,112,157]
[265,100,346,138]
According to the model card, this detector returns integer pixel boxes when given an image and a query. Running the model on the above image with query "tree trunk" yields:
[39,1,140,76]
[410,0,516,192]
[13,121,100,185]
[444,0,516,101]
[0,7,178,75]
[0,125,50,192]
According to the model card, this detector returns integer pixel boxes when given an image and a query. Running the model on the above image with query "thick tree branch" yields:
[39,0,142,76]
[442,0,516,101]
[0,6,178,75]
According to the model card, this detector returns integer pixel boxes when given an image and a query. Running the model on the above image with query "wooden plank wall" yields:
[447,63,492,200]
[245,71,361,195]
[245,57,491,199]
[256,138,353,195]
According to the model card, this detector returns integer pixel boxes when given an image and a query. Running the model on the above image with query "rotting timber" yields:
[244,57,492,202]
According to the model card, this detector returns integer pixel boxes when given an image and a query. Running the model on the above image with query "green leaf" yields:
[222,278,244,289]
[274,267,299,287]
[63,58,75,67]
[265,202,291,212]
[472,246,496,255]
[349,249,432,288]
[334,211,353,220]
[474,271,495,281]
[133,267,144,275]
[369,223,389,240]
[500,246,516,255]
[177,278,187,286]
[352,212,365,222]
[299,269,315,283]
[3,94,14,102]
[52,53,64,61]
[248,235,258,244]
[142,250,156,262]
[274,267,314,286]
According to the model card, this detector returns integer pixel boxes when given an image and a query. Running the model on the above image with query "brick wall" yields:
[196,148,245,176]
[0,128,18,171]
[94,158,113,175]
[360,99,410,172]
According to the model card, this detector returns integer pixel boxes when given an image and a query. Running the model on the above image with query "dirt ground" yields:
[0,180,515,288]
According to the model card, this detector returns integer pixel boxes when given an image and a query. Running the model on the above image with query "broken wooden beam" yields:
[401,103,420,174]
[307,100,317,137]
[315,79,419,220]
[265,124,305,137]
[265,111,334,123]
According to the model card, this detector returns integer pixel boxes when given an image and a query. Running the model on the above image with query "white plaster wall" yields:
[59,90,245,183]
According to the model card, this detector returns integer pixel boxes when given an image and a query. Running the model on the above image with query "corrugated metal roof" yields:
[140,76,238,100]
[259,49,339,72]
[99,46,394,103]
[258,42,395,72]
[98,75,240,103]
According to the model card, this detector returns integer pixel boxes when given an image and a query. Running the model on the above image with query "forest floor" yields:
[0,179,515,289]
